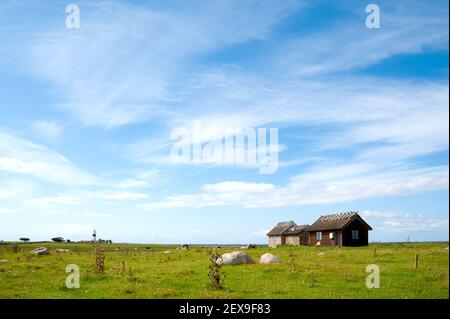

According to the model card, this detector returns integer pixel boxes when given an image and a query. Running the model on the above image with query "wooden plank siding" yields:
[308,230,340,247]
[308,218,369,247]
[342,218,369,246]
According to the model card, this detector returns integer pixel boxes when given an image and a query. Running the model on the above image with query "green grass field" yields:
[0,242,448,299]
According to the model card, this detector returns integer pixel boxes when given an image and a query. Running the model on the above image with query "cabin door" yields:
[336,231,341,246]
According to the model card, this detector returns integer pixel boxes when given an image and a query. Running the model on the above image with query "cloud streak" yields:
[360,210,449,233]
[0,131,97,186]
[29,0,302,128]
[135,165,448,210]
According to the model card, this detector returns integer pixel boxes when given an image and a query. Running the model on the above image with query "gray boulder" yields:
[30,247,49,255]
[216,251,256,265]
[260,253,281,264]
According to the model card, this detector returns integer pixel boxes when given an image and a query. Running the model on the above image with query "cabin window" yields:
[316,232,322,240]
[352,230,359,240]
[329,232,334,240]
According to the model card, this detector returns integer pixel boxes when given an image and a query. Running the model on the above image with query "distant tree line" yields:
[50,237,113,244]
[97,239,113,244]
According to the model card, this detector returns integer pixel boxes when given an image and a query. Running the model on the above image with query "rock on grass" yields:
[30,247,50,255]
[260,253,281,264]
[216,251,256,265]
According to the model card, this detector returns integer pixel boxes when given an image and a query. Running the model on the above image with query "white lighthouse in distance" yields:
[92,229,97,243]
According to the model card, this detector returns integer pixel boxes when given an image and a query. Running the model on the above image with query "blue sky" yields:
[0,0,448,244]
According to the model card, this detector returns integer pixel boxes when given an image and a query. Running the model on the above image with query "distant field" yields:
[0,242,448,298]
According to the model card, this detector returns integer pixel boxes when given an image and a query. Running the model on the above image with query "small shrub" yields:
[289,252,297,273]
[208,250,225,290]
[94,246,105,273]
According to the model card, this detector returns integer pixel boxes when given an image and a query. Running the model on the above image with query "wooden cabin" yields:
[267,212,372,247]
[307,212,372,247]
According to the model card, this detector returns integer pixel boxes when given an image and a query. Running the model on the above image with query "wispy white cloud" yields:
[0,131,97,186]
[117,169,162,188]
[22,1,450,181]
[277,4,449,77]
[24,194,83,208]
[32,120,63,141]
[125,78,448,176]
[0,0,447,245]
[360,210,449,233]
[116,179,150,189]
[0,179,34,199]
[24,190,149,210]
[136,165,448,209]
[29,0,302,128]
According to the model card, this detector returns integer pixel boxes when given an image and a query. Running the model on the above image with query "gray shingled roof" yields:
[282,225,310,235]
[266,220,296,236]
[307,211,372,231]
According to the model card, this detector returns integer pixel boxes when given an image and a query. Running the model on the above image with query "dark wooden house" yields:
[307,212,372,247]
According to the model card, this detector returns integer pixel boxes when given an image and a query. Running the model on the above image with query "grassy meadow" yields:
[0,242,448,299]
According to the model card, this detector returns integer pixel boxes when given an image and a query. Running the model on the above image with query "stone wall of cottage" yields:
[284,235,300,246]
[268,236,282,248]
